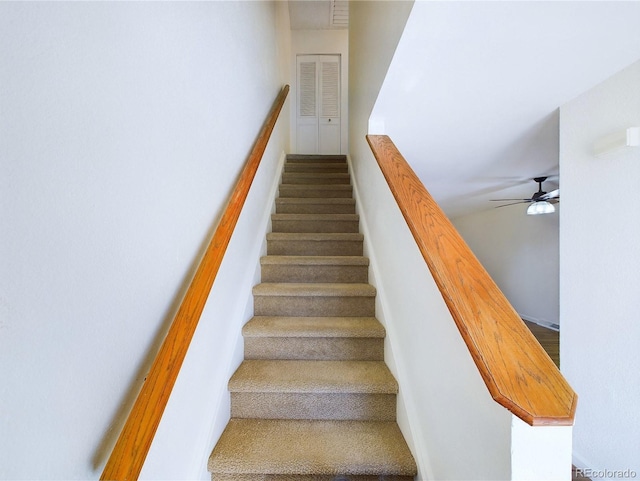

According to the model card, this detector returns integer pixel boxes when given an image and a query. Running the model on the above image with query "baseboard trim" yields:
[520,314,560,332]
[572,451,591,473]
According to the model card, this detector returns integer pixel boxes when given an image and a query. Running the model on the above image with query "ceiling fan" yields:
[490,177,559,215]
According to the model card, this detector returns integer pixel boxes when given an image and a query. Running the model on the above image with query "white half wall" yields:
[348,144,572,481]
[453,204,560,328]
[560,59,640,477]
[0,2,289,479]
[511,418,572,481]
[349,152,513,480]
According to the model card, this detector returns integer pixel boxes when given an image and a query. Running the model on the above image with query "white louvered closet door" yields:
[296,55,341,154]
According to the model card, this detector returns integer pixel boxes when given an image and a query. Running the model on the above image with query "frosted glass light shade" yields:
[527,201,555,215]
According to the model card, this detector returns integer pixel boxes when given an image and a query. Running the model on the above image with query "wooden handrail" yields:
[101,85,289,481]
[366,135,576,426]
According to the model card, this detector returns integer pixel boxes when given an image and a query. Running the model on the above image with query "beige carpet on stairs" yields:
[208,154,417,481]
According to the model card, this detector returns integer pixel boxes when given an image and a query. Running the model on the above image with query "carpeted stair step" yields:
[284,161,348,173]
[286,154,347,162]
[260,256,368,283]
[210,472,415,480]
[243,316,385,361]
[266,233,363,256]
[208,153,417,481]
[281,172,351,185]
[253,283,375,317]
[279,184,353,199]
[229,360,397,421]
[208,419,416,480]
[271,213,360,234]
[284,162,349,173]
[275,197,356,214]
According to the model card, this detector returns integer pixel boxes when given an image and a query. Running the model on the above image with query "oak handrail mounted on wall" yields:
[366,134,576,426]
[101,85,289,481]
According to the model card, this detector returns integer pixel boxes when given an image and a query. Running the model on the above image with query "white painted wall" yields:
[0,2,289,479]
[560,60,640,477]
[348,1,413,158]
[290,29,348,154]
[453,205,560,328]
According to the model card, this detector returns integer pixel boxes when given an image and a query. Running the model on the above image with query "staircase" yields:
[208,154,417,481]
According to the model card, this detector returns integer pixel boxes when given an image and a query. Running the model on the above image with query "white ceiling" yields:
[371,1,640,218]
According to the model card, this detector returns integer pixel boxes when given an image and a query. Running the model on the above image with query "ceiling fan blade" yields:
[494,201,530,208]
[489,198,533,202]
[540,189,559,200]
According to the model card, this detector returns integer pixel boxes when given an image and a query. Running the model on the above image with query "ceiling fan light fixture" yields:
[527,201,555,215]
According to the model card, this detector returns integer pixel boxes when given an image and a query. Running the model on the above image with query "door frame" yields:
[293,53,346,155]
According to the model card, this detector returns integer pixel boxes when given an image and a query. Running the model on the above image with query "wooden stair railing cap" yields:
[366,134,576,426]
[100,85,289,481]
